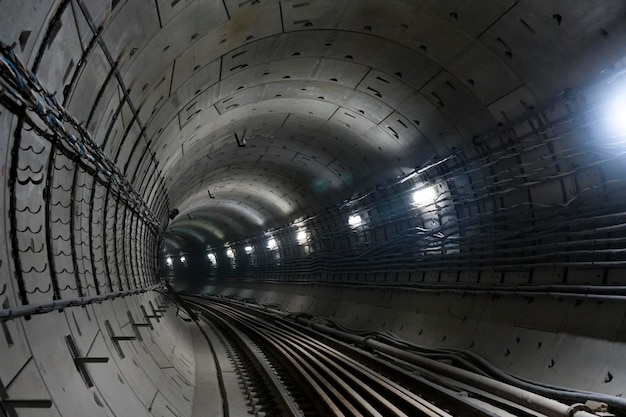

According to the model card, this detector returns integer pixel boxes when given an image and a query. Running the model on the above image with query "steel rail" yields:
[251,314,453,417]
[187,297,487,417]
[199,301,375,417]
[194,303,305,417]
[232,296,535,417]
[184,295,607,417]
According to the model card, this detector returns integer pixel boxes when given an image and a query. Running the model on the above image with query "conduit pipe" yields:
[225,279,626,303]
[291,317,597,417]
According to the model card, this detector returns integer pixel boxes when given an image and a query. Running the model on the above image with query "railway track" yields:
[182,295,603,417]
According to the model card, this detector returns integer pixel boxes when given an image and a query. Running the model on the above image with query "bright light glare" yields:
[296,230,308,245]
[609,97,626,134]
[226,248,235,259]
[179,255,186,263]
[245,245,253,254]
[207,253,216,264]
[412,186,437,207]
[267,238,278,250]
[348,214,362,227]
[165,257,173,267]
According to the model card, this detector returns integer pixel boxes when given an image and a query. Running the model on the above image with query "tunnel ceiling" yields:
[9,0,626,249]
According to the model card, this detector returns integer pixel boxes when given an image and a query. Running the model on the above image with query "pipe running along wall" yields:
[2,1,626,415]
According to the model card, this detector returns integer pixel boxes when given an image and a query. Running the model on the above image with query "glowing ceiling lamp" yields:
[179,255,186,263]
[226,248,235,259]
[412,186,437,207]
[267,237,278,250]
[165,257,173,267]
[609,95,626,134]
[207,253,216,265]
[296,229,308,245]
[245,245,254,254]
[348,214,362,227]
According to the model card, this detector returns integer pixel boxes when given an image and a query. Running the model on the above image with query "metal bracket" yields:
[140,305,161,324]
[235,130,246,147]
[104,320,136,359]
[127,310,152,341]
[65,334,109,388]
[148,301,163,321]
[0,379,52,417]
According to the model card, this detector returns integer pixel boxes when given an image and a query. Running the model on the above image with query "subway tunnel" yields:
[2,0,626,416]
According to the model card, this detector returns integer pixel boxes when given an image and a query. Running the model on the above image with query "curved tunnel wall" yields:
[0,1,190,416]
[2,0,626,415]
[174,81,626,393]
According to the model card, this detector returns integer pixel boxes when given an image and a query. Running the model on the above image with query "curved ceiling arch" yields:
[157,95,414,176]
[168,146,362,204]
[177,198,269,228]
[161,232,190,254]
[80,0,626,249]
[167,215,238,242]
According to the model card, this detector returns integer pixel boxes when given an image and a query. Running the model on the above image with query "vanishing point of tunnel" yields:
[2,1,626,416]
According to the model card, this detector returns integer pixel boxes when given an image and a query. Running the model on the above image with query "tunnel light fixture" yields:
[412,186,437,207]
[296,229,308,245]
[179,255,186,263]
[267,237,278,250]
[245,245,254,254]
[226,248,235,259]
[348,214,362,228]
[165,257,173,267]
[609,95,626,134]
[207,253,216,265]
